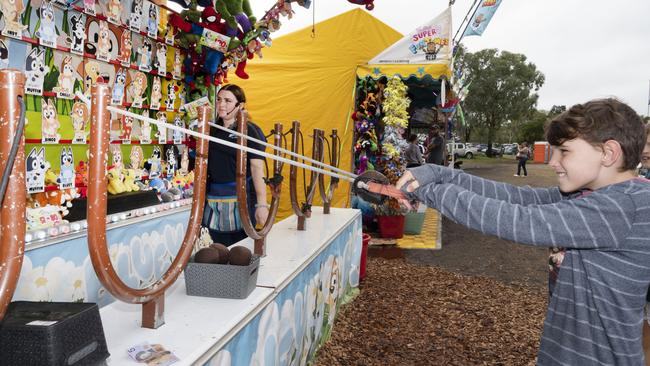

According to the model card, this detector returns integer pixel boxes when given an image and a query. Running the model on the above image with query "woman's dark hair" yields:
[219,84,246,104]
[408,134,418,143]
[545,98,645,170]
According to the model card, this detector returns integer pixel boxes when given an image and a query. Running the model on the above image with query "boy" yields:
[396,99,650,365]
[643,123,650,366]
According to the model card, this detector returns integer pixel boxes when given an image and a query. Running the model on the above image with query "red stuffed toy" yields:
[169,6,228,85]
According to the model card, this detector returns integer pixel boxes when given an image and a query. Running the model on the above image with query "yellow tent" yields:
[237,9,402,219]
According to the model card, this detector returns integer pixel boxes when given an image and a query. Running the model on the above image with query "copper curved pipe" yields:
[235,112,282,256]
[289,123,322,231]
[0,70,26,321]
[86,84,209,329]
[318,129,339,214]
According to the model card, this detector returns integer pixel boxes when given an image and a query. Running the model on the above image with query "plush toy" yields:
[214,0,255,40]
[347,0,374,10]
[169,0,202,49]
[44,168,58,186]
[107,168,127,195]
[46,188,78,217]
[28,192,49,208]
[169,6,228,85]
[74,160,88,198]
[232,38,262,79]
[123,169,141,192]
[148,177,167,193]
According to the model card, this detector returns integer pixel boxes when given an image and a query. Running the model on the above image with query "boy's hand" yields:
[395,171,420,192]
[395,171,421,210]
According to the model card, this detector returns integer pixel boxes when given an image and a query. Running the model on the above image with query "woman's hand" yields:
[255,205,269,225]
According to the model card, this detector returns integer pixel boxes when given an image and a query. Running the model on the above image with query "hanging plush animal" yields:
[169,5,227,85]
[347,0,374,10]
[214,0,255,40]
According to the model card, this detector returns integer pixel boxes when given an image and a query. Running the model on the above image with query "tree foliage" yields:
[455,48,545,154]
[548,105,567,117]
[518,110,547,143]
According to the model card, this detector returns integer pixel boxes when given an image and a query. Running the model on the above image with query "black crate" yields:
[0,302,110,366]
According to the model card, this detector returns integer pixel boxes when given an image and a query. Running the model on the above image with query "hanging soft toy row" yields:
[169,0,313,88]
[352,77,384,174]
[169,0,258,86]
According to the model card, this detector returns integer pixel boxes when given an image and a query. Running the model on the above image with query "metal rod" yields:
[208,121,357,179]
[89,89,210,328]
[107,106,356,183]
[0,69,27,321]
[453,0,480,45]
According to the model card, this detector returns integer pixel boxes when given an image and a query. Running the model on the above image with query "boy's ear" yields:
[601,139,623,167]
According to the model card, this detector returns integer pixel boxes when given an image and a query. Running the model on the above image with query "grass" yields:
[457,154,517,164]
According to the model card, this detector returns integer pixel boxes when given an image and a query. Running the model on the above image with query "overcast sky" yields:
[251,0,650,116]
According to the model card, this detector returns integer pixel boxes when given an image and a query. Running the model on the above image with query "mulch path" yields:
[315,258,547,366]
[315,159,558,365]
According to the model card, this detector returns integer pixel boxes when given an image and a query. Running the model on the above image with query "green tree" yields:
[455,48,545,156]
[548,105,566,117]
[518,110,547,144]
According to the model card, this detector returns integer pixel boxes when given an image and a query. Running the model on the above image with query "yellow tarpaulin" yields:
[237,9,401,219]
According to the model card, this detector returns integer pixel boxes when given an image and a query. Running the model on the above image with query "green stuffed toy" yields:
[215,0,256,40]
[174,0,203,50]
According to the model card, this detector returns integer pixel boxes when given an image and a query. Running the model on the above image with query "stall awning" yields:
[356,7,452,80]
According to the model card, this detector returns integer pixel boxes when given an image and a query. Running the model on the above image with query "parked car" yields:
[476,144,488,153]
[446,143,478,159]
[503,144,518,155]
[483,144,504,157]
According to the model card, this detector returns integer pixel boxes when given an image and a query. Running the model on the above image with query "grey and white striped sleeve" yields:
[413,182,634,249]
[409,164,562,205]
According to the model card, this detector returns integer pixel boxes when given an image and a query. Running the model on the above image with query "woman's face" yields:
[217,90,240,121]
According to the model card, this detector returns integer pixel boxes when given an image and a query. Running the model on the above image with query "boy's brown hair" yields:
[545,98,645,170]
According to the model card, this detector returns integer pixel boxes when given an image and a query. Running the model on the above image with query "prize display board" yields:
[0,0,194,235]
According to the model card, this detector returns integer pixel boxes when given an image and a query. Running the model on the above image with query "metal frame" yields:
[289,122,322,231]
[318,129,340,214]
[86,84,209,329]
[0,70,27,321]
[235,112,283,256]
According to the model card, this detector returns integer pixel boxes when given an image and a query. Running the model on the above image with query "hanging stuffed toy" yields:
[347,0,374,10]
[169,5,227,85]
[214,0,255,47]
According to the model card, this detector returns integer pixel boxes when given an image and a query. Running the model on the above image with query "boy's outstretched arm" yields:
[403,164,563,206]
[410,181,635,249]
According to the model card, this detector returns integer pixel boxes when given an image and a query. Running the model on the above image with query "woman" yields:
[203,84,269,245]
[514,142,529,177]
